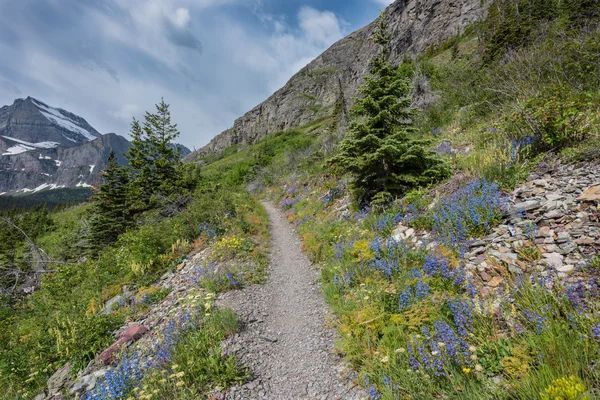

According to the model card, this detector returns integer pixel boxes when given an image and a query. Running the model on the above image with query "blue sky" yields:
[0,0,393,148]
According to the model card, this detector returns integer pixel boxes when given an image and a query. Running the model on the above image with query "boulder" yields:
[47,363,72,396]
[101,295,124,315]
[96,325,148,365]
[542,253,564,269]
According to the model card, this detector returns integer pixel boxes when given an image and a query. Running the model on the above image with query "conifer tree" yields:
[89,151,132,250]
[331,14,449,204]
[126,99,183,212]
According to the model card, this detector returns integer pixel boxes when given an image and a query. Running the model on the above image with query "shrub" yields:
[540,376,590,400]
[509,86,598,148]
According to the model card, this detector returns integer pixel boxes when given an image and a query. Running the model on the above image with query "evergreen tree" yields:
[331,14,449,204]
[89,151,132,251]
[126,99,184,212]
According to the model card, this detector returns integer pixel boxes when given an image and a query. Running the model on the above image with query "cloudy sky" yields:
[0,0,393,149]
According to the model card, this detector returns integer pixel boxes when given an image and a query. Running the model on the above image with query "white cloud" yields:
[171,8,191,28]
[0,1,350,148]
[110,104,142,122]
[298,7,346,47]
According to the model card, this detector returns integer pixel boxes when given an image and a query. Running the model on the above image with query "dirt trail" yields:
[217,201,365,400]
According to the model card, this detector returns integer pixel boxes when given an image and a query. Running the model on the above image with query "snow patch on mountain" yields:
[3,144,34,155]
[1,135,60,155]
[31,98,96,141]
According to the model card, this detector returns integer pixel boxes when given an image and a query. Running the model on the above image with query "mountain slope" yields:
[191,0,489,159]
[0,98,192,194]
[0,97,101,151]
[0,132,131,194]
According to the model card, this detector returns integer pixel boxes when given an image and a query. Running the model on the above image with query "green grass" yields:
[0,179,269,398]
[136,308,246,400]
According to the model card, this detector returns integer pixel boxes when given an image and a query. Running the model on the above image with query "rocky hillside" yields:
[190,0,489,159]
[0,97,191,194]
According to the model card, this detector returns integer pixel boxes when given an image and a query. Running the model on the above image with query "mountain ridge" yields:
[190,0,489,160]
[0,98,191,194]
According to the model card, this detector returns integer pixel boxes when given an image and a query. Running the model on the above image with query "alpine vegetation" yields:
[331,15,449,205]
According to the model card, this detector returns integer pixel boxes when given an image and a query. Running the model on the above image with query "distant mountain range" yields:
[0,97,190,195]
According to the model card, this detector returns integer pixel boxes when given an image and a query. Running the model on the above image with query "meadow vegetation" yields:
[2,0,600,398]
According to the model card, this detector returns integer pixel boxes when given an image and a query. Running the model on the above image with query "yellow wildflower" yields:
[462,368,471,373]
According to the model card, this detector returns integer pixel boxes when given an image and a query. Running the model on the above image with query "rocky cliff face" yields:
[190,0,489,160]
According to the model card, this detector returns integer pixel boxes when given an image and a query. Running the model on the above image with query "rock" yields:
[556,265,574,273]
[577,185,600,202]
[542,253,564,269]
[544,210,565,219]
[532,179,549,187]
[122,285,135,300]
[405,228,415,238]
[575,238,596,245]
[546,194,565,201]
[97,325,148,365]
[469,240,487,248]
[101,295,124,315]
[488,277,504,287]
[514,200,542,213]
[259,335,278,343]
[47,363,72,395]
[499,253,517,265]
[69,372,100,396]
[34,394,45,400]
[160,271,175,282]
[480,271,491,282]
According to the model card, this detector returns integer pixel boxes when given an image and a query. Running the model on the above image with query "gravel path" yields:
[216,201,366,400]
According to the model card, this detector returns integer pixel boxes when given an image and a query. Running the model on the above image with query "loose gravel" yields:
[216,201,367,400]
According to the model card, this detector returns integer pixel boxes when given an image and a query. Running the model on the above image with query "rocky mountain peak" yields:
[0,97,101,153]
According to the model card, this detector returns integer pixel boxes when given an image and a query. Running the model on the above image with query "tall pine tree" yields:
[89,151,132,251]
[331,14,449,204]
[127,99,183,212]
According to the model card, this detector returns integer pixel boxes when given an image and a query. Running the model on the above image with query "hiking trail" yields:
[216,201,366,400]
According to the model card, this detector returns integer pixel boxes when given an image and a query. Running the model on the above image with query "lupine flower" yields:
[593,323,600,342]
[523,220,538,240]
[448,300,474,337]
[523,309,548,334]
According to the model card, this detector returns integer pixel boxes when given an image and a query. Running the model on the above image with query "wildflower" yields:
[592,322,600,342]
[462,368,471,373]
[176,381,185,387]
[475,364,483,372]
[381,356,389,363]
[396,348,406,353]
[469,346,477,352]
